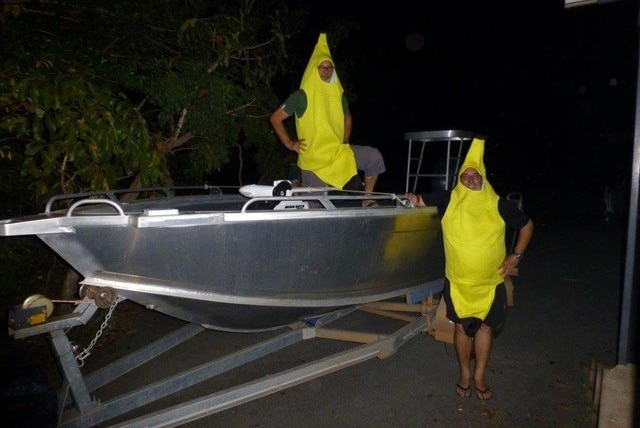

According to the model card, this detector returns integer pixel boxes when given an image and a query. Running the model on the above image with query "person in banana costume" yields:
[406,138,534,400]
[270,33,385,205]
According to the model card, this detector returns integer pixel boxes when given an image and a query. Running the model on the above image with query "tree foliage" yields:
[1,70,163,197]
[0,0,309,205]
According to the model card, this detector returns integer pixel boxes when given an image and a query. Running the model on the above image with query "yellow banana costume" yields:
[296,33,358,189]
[441,138,505,320]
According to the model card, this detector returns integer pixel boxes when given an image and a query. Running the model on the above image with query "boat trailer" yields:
[8,280,449,428]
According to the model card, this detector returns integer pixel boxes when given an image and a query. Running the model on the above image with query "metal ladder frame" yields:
[404,130,475,193]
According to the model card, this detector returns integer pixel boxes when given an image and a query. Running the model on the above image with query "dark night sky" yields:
[293,0,638,204]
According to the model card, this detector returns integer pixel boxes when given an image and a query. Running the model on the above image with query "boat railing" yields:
[66,199,125,217]
[44,185,226,213]
[241,192,408,213]
[45,186,410,217]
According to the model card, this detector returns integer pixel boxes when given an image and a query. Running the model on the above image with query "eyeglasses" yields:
[318,65,334,71]
[460,173,482,181]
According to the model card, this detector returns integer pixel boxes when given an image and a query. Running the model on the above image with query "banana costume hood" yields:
[295,33,357,189]
[441,138,505,320]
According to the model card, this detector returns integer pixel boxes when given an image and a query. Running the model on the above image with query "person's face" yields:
[460,167,483,191]
[317,61,334,83]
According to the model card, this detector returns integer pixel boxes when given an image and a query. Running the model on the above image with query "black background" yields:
[292,0,638,201]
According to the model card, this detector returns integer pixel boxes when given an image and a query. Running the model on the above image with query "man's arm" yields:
[500,218,534,277]
[403,191,449,215]
[269,107,303,153]
[512,219,534,257]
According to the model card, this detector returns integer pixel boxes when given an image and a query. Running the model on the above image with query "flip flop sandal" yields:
[456,383,471,397]
[475,387,493,400]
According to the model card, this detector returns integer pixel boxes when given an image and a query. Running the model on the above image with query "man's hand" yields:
[290,139,306,154]
[499,255,520,277]
[404,193,424,207]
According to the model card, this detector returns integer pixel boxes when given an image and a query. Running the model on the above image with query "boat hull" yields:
[1,190,444,331]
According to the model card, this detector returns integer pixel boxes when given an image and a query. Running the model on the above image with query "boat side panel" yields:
[40,209,440,292]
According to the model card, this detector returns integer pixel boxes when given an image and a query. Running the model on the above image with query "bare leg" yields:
[453,323,473,396]
[362,175,379,207]
[473,323,494,399]
[363,175,378,194]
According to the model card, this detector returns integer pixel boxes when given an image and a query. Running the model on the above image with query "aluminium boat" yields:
[0,185,445,332]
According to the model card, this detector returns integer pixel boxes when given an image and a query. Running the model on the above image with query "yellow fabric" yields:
[295,33,357,189]
[441,138,505,319]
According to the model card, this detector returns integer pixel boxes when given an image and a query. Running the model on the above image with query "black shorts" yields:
[443,278,507,338]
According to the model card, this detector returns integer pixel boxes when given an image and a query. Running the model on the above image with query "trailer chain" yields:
[76,296,123,367]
